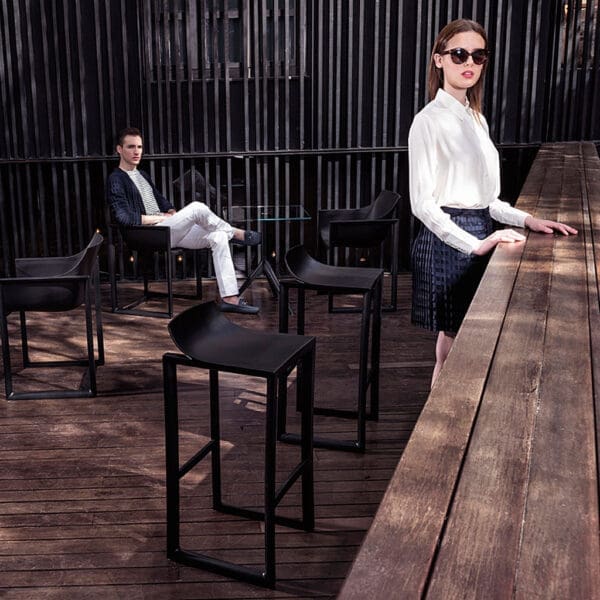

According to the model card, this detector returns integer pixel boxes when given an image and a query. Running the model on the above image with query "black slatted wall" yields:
[0,0,598,276]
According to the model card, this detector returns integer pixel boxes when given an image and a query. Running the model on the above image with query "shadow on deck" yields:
[0,274,434,599]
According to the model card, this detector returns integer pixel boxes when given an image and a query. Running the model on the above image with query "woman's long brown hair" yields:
[427,19,489,115]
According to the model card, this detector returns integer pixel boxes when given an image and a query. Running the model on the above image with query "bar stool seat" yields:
[163,301,315,587]
[279,245,383,452]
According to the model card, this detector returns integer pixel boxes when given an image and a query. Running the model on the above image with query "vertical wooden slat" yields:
[380,0,391,191]
[36,164,48,255]
[0,174,10,274]
[210,0,222,212]
[185,0,196,152]
[174,1,184,155]
[392,0,404,193]
[273,0,281,252]
[2,0,19,157]
[0,4,11,157]
[222,0,232,215]
[105,0,118,138]
[283,0,291,245]
[93,0,107,156]
[23,1,39,157]
[315,0,323,211]
[298,0,306,245]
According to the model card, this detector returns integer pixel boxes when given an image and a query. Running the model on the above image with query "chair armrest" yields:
[0,275,89,286]
[318,207,369,221]
[329,218,398,248]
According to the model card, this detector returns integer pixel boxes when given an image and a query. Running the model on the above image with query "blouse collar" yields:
[434,88,472,121]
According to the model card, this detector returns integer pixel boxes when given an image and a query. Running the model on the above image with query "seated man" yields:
[107,127,260,314]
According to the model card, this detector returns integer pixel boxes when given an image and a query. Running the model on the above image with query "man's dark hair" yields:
[117,127,143,147]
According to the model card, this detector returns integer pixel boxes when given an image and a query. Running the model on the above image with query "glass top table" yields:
[224,204,311,224]
[223,205,311,297]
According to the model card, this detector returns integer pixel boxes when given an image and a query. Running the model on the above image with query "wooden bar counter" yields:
[339,142,600,599]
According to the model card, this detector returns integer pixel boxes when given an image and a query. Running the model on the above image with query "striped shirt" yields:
[126,169,161,215]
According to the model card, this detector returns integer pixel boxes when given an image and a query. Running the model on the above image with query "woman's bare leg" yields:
[432,331,455,388]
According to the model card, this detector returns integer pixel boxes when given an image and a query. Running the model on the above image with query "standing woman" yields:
[409,19,576,386]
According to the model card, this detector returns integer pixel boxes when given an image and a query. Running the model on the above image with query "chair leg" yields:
[108,238,119,313]
[166,251,174,318]
[194,249,203,299]
[94,267,105,366]
[19,311,30,367]
[0,310,14,399]
[370,278,383,419]
[84,283,97,396]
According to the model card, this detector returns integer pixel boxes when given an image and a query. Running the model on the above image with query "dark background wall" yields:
[0,0,598,276]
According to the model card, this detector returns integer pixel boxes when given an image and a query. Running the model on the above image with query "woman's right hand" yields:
[472,228,526,256]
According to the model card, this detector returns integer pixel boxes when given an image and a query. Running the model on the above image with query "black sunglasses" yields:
[439,47,489,65]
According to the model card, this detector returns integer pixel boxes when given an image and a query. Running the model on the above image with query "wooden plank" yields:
[338,231,528,597]
[424,151,563,598]
[428,144,585,598]
[512,145,600,598]
[340,142,599,599]
[583,144,600,567]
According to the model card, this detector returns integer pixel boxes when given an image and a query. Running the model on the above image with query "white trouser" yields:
[158,202,238,298]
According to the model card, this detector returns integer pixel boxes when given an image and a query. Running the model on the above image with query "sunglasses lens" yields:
[450,49,468,64]
[472,50,488,65]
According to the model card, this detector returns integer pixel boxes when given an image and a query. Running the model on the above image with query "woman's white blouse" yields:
[408,88,530,255]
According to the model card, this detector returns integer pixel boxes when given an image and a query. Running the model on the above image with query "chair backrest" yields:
[2,233,103,314]
[65,232,104,277]
[172,168,218,204]
[284,245,315,283]
[366,190,400,219]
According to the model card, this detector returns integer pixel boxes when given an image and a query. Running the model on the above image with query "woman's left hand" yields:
[524,216,578,236]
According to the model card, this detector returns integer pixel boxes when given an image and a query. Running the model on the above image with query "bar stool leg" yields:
[279,283,290,333]
[264,376,277,586]
[357,289,373,451]
[209,369,223,510]
[163,357,181,560]
[296,288,305,335]
[299,350,315,530]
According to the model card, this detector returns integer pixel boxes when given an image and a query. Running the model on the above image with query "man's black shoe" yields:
[233,230,262,246]
[218,298,260,315]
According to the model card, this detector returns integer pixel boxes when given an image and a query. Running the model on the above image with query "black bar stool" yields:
[163,301,315,587]
[279,245,383,453]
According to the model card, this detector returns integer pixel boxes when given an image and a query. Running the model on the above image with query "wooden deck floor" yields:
[0,274,435,599]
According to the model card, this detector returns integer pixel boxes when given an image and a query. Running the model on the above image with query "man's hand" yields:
[141,213,171,225]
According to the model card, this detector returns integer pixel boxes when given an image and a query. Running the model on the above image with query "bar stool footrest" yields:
[280,432,364,453]
[169,548,273,587]
[312,406,377,421]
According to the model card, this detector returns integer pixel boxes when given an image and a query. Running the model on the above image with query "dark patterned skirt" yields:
[411,207,493,333]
